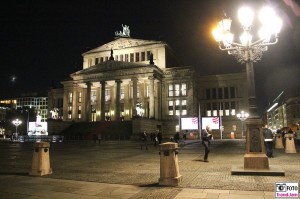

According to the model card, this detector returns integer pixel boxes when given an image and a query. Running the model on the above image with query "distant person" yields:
[157,130,162,144]
[174,132,180,143]
[140,131,148,150]
[263,125,274,158]
[201,125,212,162]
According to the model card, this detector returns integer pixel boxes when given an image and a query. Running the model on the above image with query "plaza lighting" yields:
[212,6,282,117]
[236,111,249,138]
[12,119,22,141]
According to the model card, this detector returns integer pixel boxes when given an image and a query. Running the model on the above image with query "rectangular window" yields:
[125,54,129,62]
[168,85,174,97]
[120,88,124,100]
[175,100,180,115]
[230,87,236,98]
[78,92,82,103]
[207,110,212,117]
[168,101,174,115]
[95,58,99,64]
[120,55,123,61]
[135,52,140,62]
[212,88,217,99]
[218,88,223,99]
[78,105,81,119]
[175,84,180,96]
[224,87,229,99]
[231,102,236,115]
[68,92,73,104]
[206,89,211,99]
[100,57,104,63]
[105,89,110,101]
[181,83,187,96]
[146,85,149,97]
[182,100,187,115]
[68,106,72,119]
[141,52,145,61]
[130,53,134,62]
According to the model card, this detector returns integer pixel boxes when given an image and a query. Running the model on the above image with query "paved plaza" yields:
[0,139,299,198]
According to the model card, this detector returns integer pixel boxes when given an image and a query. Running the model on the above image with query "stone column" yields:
[100,81,106,121]
[85,81,91,122]
[149,76,155,119]
[132,77,138,117]
[62,89,68,121]
[115,80,122,121]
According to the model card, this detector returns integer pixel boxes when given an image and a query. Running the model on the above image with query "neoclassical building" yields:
[48,26,248,138]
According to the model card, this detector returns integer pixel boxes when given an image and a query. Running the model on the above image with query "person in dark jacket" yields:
[263,125,274,158]
[201,125,212,162]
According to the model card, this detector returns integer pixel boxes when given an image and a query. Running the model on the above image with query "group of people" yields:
[140,130,162,150]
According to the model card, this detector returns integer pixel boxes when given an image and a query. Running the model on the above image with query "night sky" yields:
[1,0,300,115]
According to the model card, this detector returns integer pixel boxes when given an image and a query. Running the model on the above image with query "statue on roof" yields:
[115,24,130,38]
[109,48,114,60]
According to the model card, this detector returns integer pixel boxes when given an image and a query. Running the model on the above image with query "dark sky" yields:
[1,0,300,115]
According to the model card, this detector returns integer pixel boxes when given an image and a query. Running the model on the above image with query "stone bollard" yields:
[285,134,297,153]
[158,142,182,186]
[275,134,284,149]
[29,142,52,176]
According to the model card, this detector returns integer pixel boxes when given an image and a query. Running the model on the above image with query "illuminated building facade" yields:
[47,26,249,137]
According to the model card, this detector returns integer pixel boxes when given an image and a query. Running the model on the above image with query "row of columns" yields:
[66,76,157,122]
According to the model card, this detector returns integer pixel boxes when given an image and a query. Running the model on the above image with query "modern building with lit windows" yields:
[47,26,249,138]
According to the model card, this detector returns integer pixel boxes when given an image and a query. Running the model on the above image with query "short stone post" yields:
[29,142,52,176]
[158,142,182,186]
[285,134,297,153]
[275,134,284,149]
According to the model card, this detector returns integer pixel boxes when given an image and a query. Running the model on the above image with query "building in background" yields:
[265,91,300,132]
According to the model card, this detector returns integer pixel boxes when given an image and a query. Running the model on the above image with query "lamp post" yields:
[213,6,282,117]
[213,6,283,172]
[237,111,249,138]
[12,119,22,141]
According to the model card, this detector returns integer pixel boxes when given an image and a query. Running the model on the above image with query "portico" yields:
[62,61,163,122]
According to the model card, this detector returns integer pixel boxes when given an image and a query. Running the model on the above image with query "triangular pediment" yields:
[83,38,165,55]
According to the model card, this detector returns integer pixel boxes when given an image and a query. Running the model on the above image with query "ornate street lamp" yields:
[213,6,282,117]
[12,119,22,141]
[213,6,283,173]
[237,111,249,138]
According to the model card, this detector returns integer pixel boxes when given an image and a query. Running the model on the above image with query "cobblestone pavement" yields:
[0,139,299,198]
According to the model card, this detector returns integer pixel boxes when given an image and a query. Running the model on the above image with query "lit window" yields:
[121,88,124,100]
[78,105,81,119]
[231,109,236,115]
[213,110,218,116]
[181,83,187,96]
[78,92,82,103]
[175,100,180,115]
[168,85,174,97]
[68,106,72,119]
[168,101,174,115]
[175,84,180,96]
[146,85,149,97]
[207,110,212,116]
[182,100,187,115]
[225,110,230,116]
[68,92,73,104]
[105,89,110,101]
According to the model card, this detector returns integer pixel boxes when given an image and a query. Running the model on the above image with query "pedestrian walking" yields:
[157,130,162,144]
[263,125,274,158]
[201,125,212,162]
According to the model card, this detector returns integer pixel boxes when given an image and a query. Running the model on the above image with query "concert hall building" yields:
[48,26,248,139]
